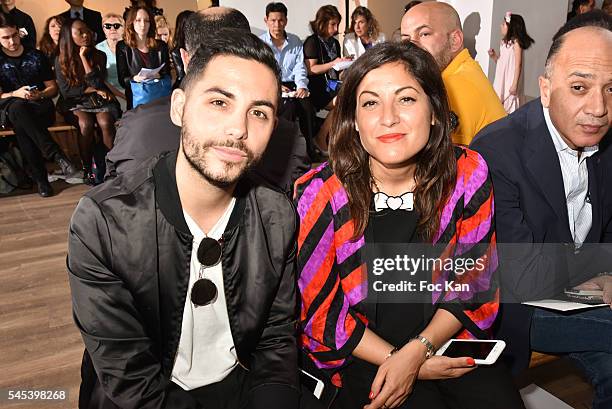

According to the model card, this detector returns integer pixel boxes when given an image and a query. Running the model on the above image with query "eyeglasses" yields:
[104,23,123,30]
[190,237,223,307]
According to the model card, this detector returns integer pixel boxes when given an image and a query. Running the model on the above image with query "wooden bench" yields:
[529,352,559,368]
[0,123,76,137]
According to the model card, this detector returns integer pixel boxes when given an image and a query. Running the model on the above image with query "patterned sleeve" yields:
[294,165,368,374]
[433,148,499,339]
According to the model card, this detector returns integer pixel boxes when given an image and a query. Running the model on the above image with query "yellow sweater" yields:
[442,49,506,145]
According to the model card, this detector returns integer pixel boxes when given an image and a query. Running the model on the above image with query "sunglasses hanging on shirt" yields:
[190,237,222,307]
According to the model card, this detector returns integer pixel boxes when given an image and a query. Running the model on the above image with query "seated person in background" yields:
[68,31,300,409]
[471,11,612,409]
[343,6,385,60]
[303,5,352,153]
[56,19,120,185]
[38,15,64,70]
[155,14,171,44]
[96,13,126,102]
[294,41,525,409]
[60,0,104,44]
[169,10,194,89]
[260,2,317,161]
[116,6,170,109]
[1,0,36,49]
[401,2,506,145]
[0,14,77,197]
[105,7,309,193]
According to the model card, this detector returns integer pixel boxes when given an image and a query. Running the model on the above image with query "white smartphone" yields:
[300,369,324,399]
[435,339,506,365]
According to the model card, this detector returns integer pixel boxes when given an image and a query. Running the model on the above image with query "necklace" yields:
[371,178,415,212]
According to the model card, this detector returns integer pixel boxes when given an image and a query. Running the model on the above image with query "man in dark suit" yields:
[105,7,310,192]
[471,11,612,409]
[60,0,104,43]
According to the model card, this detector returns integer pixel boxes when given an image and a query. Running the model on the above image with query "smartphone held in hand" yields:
[436,339,506,365]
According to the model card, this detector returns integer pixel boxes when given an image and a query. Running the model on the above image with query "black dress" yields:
[303,34,341,110]
[332,204,525,409]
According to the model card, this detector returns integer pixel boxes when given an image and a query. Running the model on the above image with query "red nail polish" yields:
[467,358,475,366]
[369,391,374,399]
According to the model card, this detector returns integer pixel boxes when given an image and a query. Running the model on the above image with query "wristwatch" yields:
[412,335,436,359]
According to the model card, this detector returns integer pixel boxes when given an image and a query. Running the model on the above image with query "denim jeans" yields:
[530,307,612,409]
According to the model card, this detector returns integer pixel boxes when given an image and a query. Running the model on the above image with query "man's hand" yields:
[575,275,612,307]
[295,88,309,98]
[365,342,426,409]
[417,356,476,380]
[281,85,292,93]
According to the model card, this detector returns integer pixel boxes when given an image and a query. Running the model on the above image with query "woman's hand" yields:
[365,341,427,409]
[79,46,91,59]
[95,90,111,100]
[509,84,518,96]
[133,75,145,83]
[417,356,476,380]
[11,86,32,100]
[488,48,497,59]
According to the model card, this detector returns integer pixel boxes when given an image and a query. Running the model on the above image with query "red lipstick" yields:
[377,133,404,143]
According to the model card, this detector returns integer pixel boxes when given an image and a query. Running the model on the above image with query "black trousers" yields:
[6,98,59,183]
[334,361,525,409]
[279,82,318,156]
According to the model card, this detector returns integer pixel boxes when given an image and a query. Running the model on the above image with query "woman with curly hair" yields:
[38,15,64,69]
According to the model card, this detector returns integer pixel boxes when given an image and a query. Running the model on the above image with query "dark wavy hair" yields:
[171,10,194,51]
[124,6,158,49]
[38,15,64,58]
[310,5,342,37]
[329,41,456,241]
[503,14,534,50]
[348,6,381,41]
[58,19,104,87]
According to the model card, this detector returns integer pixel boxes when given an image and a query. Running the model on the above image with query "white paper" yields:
[332,60,353,71]
[137,63,165,80]
[522,299,608,312]
[520,384,573,409]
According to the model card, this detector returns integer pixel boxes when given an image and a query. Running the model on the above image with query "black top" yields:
[364,206,428,347]
[303,34,341,110]
[53,50,110,105]
[1,8,36,49]
[0,47,53,93]
[170,47,185,89]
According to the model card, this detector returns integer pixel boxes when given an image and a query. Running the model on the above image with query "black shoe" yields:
[54,153,77,179]
[84,170,97,186]
[37,180,54,197]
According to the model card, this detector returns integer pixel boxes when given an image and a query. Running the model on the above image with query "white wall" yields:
[219,0,340,39]
[489,0,566,100]
[440,0,495,78]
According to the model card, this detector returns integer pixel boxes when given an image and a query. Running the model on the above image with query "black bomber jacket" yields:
[67,151,300,408]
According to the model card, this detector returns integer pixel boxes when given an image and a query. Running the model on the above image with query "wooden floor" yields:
[0,183,595,408]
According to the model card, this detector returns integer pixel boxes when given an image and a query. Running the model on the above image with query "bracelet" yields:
[385,346,399,360]
[411,335,436,359]
[598,272,612,277]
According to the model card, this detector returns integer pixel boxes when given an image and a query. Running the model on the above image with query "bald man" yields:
[401,2,505,145]
[472,11,612,409]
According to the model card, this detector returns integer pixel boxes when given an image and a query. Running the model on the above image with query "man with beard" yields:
[401,2,505,145]
[67,30,299,409]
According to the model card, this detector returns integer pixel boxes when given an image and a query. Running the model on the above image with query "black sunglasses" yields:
[190,237,223,307]
[104,23,123,30]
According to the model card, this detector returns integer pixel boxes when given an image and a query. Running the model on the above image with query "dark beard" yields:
[180,125,258,189]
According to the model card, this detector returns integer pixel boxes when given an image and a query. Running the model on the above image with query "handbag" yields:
[74,92,108,110]
[130,76,172,108]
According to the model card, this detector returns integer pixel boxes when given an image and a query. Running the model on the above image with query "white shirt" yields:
[171,199,238,390]
[342,32,386,59]
[543,107,598,246]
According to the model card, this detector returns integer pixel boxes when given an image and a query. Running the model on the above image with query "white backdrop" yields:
[219,0,335,39]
